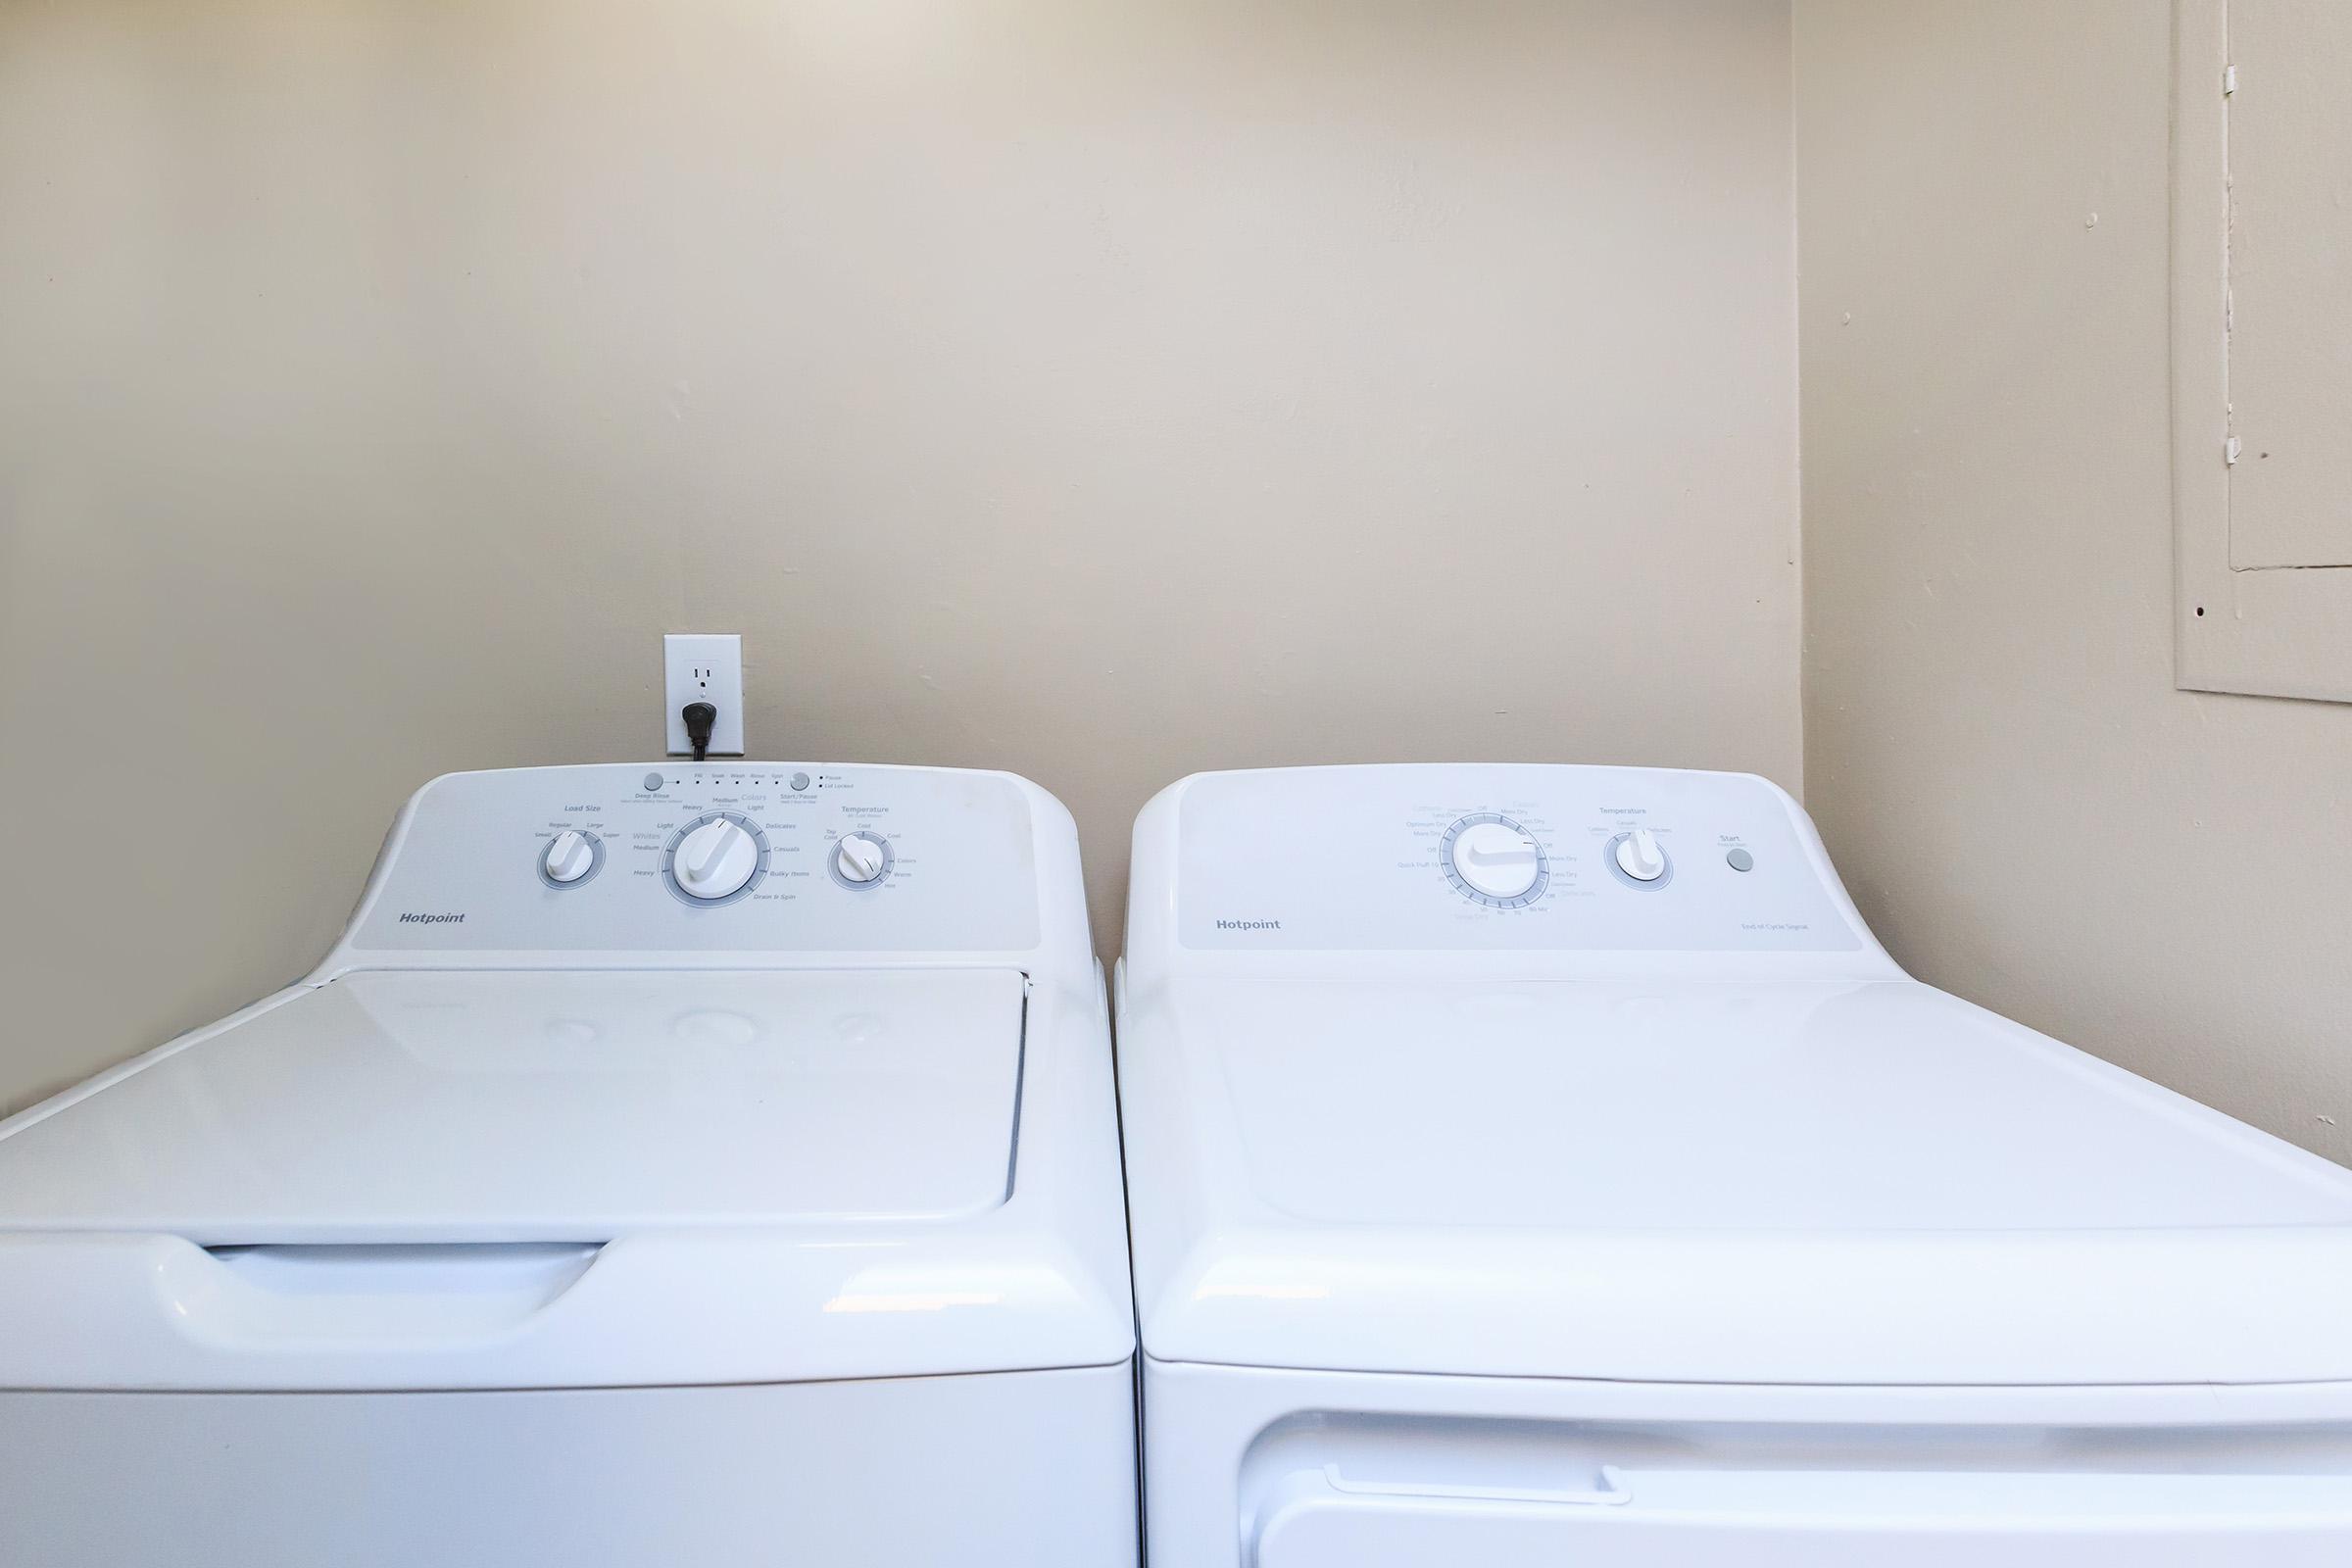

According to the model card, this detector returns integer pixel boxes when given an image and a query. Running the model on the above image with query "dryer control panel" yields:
[1167,764,1865,953]
[337,763,1043,958]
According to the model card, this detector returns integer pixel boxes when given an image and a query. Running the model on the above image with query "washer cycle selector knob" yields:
[1614,826,1668,883]
[672,816,760,901]
[834,831,891,886]
[542,830,596,885]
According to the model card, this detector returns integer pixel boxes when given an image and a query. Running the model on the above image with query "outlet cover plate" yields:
[664,634,746,756]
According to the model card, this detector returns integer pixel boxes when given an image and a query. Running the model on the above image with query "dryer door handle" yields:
[1322,1462,1634,1508]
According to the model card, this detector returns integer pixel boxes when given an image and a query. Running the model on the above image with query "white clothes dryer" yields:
[1116,763,2352,1567]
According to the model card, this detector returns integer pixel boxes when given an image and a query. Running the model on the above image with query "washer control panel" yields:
[1176,764,1862,952]
[346,763,1040,955]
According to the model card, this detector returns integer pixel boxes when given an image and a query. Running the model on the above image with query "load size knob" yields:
[542,829,597,885]
[670,815,761,902]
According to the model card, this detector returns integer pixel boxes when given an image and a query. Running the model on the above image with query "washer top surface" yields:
[0,967,1025,1245]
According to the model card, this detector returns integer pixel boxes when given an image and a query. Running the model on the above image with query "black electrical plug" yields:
[681,702,717,762]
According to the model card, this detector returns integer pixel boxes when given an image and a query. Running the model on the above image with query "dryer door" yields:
[1251,1463,2352,1565]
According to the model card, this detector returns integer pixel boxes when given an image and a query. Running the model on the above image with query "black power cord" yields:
[681,702,718,762]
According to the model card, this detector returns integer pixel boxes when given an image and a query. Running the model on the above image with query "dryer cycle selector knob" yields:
[1613,826,1669,883]
[1441,814,1548,907]
[670,814,762,902]
[542,829,597,885]
[833,830,892,887]
[1451,822,1542,898]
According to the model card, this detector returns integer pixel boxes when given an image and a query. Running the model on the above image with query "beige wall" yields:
[0,1,1800,1111]
[1796,0,2352,1164]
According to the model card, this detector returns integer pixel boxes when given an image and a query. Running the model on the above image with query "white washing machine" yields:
[0,762,1136,1566]
[1116,763,2352,1566]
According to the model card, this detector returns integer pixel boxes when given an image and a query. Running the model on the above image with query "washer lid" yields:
[1121,977,2352,1385]
[0,968,1025,1245]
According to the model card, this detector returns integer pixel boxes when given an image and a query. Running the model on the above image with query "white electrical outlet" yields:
[663,634,746,757]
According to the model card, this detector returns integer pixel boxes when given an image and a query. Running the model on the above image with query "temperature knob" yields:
[1613,827,1669,883]
[833,831,891,887]
[671,815,760,902]
[542,829,597,885]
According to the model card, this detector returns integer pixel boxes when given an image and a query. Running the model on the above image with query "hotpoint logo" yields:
[397,912,466,924]
[1215,918,1282,932]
